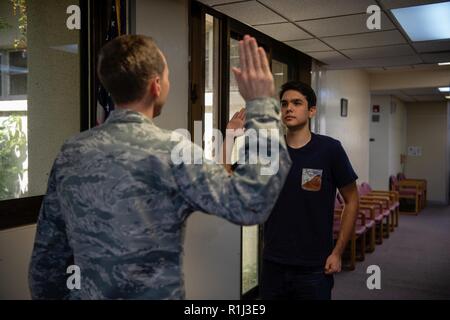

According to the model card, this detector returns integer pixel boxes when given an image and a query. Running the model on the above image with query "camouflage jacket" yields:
[29,98,291,299]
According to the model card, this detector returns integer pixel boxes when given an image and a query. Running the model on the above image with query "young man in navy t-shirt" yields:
[260,81,359,300]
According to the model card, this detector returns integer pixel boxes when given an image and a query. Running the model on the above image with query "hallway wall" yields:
[389,98,407,180]
[405,102,448,204]
[369,95,407,190]
[317,69,371,183]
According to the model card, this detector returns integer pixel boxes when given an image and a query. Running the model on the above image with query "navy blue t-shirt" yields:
[263,133,358,267]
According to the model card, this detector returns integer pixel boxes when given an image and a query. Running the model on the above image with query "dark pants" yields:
[260,259,334,300]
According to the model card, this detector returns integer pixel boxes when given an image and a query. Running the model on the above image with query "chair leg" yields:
[349,235,356,270]
[415,195,420,214]
[357,233,366,261]
[383,215,390,238]
[395,207,399,227]
[366,226,376,253]
[376,222,383,245]
[390,210,395,232]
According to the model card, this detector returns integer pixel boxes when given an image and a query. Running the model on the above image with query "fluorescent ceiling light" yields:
[438,62,450,66]
[391,2,450,41]
[438,87,450,92]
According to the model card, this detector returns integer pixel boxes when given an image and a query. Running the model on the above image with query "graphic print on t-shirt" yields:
[301,168,323,191]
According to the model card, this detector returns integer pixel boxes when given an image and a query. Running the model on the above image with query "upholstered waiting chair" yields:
[390,175,423,215]
[360,182,399,229]
[397,173,427,209]
[334,196,367,270]
[355,186,392,238]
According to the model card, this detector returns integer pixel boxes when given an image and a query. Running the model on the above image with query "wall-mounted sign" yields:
[408,146,422,157]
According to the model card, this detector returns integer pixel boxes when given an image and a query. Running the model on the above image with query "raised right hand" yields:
[232,35,275,101]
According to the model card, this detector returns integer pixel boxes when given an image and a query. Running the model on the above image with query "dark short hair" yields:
[279,81,317,109]
[97,35,165,105]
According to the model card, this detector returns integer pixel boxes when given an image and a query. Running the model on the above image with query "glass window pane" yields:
[204,14,219,161]
[0,53,3,96]
[272,59,288,93]
[0,0,81,201]
[242,225,259,294]
[9,50,27,96]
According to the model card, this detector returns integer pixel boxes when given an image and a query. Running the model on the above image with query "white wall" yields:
[368,95,407,190]
[389,97,407,178]
[317,69,371,183]
[405,102,448,204]
[369,95,391,189]
[136,0,241,299]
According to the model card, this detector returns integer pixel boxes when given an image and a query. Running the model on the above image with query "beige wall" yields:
[136,0,241,299]
[317,69,371,183]
[136,0,188,131]
[370,69,450,91]
[405,102,448,203]
[0,225,36,299]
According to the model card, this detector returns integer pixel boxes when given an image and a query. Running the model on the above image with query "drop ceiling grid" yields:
[200,0,449,68]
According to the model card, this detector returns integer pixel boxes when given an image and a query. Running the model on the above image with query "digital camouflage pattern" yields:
[29,97,291,299]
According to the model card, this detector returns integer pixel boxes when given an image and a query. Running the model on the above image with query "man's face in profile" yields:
[153,52,170,117]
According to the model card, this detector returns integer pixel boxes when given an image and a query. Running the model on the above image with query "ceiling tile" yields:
[412,40,450,53]
[284,39,333,52]
[401,87,443,95]
[383,65,416,71]
[307,51,350,63]
[353,55,422,67]
[366,67,388,73]
[197,0,252,6]
[259,0,376,21]
[296,12,395,37]
[254,23,312,41]
[420,52,450,63]
[214,1,286,25]
[341,44,415,59]
[322,30,407,49]
[379,0,448,9]
[411,94,447,101]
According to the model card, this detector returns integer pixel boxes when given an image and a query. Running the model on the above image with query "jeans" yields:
[260,259,334,300]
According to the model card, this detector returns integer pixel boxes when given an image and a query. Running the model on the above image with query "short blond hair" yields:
[97,35,165,105]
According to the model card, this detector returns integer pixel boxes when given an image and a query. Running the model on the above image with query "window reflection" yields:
[0,0,80,201]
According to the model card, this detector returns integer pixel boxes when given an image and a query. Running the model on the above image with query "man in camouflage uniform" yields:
[29,34,291,299]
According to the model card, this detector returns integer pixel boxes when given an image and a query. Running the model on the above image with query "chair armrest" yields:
[370,191,397,202]
[399,180,422,190]
[360,196,389,208]
[360,199,383,211]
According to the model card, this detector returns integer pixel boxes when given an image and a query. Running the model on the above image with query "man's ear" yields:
[149,76,161,98]
[309,106,317,118]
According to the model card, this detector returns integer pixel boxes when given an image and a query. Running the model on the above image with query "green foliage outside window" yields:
[0,115,28,200]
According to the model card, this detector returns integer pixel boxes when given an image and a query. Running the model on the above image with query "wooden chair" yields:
[360,182,399,229]
[397,173,427,210]
[390,175,423,215]
[334,198,369,270]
